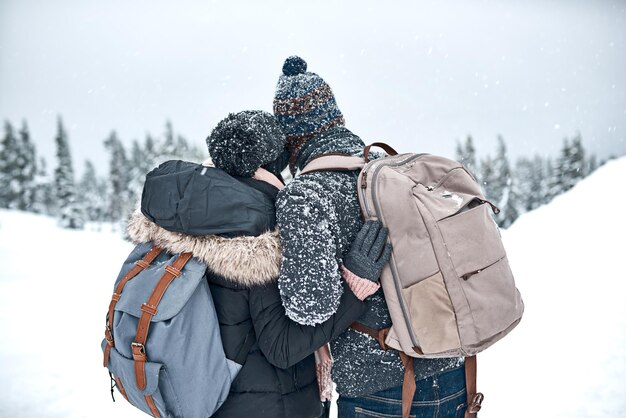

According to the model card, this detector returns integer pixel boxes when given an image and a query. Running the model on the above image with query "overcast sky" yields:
[1,0,625,175]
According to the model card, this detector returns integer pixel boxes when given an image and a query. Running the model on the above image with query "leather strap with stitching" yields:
[351,323,414,418]
[363,142,398,162]
[132,252,193,392]
[464,355,483,418]
[399,352,416,418]
[103,246,163,367]
[145,394,161,418]
[351,323,484,418]
[350,322,389,351]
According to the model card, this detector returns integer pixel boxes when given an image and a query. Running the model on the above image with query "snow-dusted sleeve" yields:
[276,181,343,325]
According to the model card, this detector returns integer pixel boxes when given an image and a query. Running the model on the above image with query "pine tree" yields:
[545,157,560,203]
[586,154,598,176]
[53,117,84,229]
[31,157,55,215]
[144,133,158,169]
[128,139,148,209]
[78,160,106,225]
[514,157,534,212]
[0,121,19,208]
[104,131,133,224]
[14,121,38,211]
[515,155,547,213]
[554,134,586,194]
[482,136,518,228]
[567,134,586,187]
[454,135,477,177]
[160,120,177,161]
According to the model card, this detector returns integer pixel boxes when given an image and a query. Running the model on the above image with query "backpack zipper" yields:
[360,153,424,217]
[461,256,505,280]
[360,153,427,349]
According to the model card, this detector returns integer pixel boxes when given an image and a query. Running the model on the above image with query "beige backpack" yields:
[301,142,524,418]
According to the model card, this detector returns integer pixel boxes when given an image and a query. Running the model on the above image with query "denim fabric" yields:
[337,366,467,418]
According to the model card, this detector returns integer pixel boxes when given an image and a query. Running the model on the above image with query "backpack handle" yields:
[364,142,398,163]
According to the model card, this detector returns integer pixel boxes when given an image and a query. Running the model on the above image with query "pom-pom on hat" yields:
[273,56,345,173]
[207,111,287,178]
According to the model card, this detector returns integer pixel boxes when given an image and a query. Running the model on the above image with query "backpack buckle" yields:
[131,342,147,361]
[105,327,114,345]
[468,392,484,413]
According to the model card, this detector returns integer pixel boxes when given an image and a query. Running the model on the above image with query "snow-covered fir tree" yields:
[53,118,84,229]
[159,120,177,161]
[128,139,151,208]
[480,136,518,228]
[104,131,133,224]
[515,155,547,212]
[14,121,38,211]
[31,157,55,215]
[155,121,205,164]
[454,135,478,177]
[0,121,20,208]
[143,133,158,169]
[586,154,598,176]
[78,160,107,225]
[551,135,587,196]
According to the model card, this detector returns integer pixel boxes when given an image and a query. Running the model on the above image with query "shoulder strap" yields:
[103,246,163,368]
[299,142,399,175]
[363,142,398,162]
[300,155,365,176]
[132,252,193,391]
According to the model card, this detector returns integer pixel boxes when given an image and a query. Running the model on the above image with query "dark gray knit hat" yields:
[207,111,287,177]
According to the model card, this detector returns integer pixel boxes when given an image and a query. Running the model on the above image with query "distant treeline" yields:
[454,134,601,228]
[0,117,204,230]
[0,117,609,230]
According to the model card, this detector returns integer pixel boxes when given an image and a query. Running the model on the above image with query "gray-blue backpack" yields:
[101,243,242,418]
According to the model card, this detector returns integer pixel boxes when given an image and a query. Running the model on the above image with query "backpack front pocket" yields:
[401,271,461,355]
[437,203,505,278]
[436,203,521,347]
[102,341,182,418]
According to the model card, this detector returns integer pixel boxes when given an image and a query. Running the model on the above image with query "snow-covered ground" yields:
[1,158,625,418]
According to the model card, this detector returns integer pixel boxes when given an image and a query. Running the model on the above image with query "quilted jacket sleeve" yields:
[249,280,365,369]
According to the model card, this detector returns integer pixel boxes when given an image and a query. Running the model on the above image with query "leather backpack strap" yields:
[104,246,163,367]
[350,322,389,350]
[464,356,484,418]
[363,142,398,162]
[351,323,415,418]
[399,352,416,418]
[132,252,193,391]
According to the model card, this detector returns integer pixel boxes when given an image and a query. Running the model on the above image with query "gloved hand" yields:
[343,220,392,282]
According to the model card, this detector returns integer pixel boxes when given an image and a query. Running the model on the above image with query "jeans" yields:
[337,366,467,418]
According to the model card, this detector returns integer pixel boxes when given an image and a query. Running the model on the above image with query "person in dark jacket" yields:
[130,110,388,418]
[272,57,467,417]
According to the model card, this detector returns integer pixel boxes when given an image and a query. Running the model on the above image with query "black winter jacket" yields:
[130,163,366,418]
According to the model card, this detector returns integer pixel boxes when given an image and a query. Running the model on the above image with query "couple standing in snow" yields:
[132,56,467,417]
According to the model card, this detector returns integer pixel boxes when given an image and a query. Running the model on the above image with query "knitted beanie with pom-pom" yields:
[273,56,345,174]
[207,110,287,178]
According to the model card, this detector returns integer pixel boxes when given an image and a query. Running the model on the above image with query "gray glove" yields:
[343,220,392,282]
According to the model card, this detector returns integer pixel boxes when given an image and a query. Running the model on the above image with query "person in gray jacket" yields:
[272,56,467,417]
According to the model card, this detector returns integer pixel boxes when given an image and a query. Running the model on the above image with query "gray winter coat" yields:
[276,126,463,397]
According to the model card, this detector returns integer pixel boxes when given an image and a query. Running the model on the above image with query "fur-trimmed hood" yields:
[127,210,281,287]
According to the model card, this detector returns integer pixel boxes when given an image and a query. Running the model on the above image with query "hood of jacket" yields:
[127,210,281,287]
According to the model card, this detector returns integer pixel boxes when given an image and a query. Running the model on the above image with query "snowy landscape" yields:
[2,1,625,417]
[1,156,625,418]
